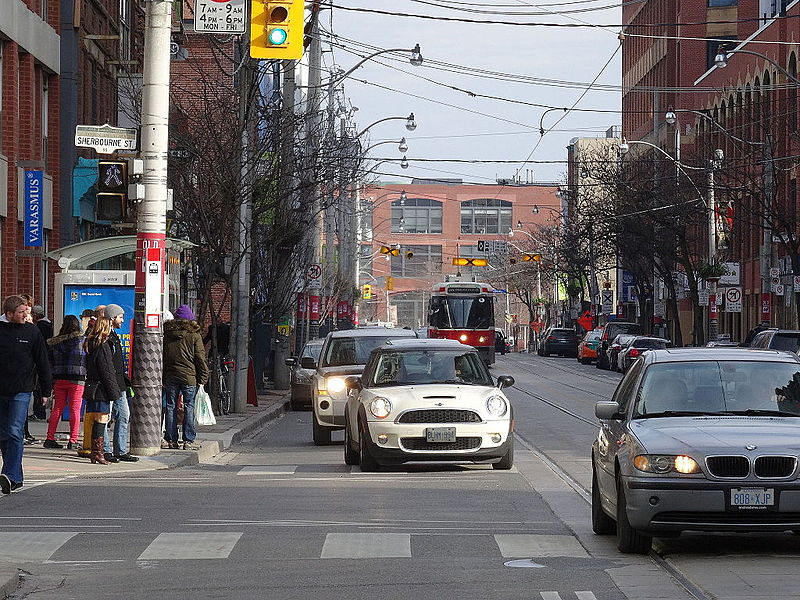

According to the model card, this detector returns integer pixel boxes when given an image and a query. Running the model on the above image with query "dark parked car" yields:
[750,329,800,353]
[596,321,642,370]
[618,336,670,373]
[286,339,324,410]
[538,327,579,357]
[606,334,637,373]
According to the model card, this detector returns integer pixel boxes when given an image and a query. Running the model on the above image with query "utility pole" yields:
[707,150,721,343]
[129,0,172,456]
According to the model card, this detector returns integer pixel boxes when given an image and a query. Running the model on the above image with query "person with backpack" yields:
[82,317,120,465]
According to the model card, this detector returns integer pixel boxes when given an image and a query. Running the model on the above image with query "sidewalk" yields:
[1,389,290,598]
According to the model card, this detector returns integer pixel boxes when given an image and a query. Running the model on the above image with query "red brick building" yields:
[1,0,61,310]
[359,180,559,331]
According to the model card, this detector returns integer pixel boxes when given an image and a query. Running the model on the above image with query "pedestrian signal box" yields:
[97,160,128,221]
[362,284,372,300]
[250,0,305,59]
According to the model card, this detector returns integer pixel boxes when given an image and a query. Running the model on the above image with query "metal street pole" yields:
[708,154,718,343]
[129,0,172,456]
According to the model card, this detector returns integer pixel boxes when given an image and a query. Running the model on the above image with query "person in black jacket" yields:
[82,318,120,465]
[102,304,137,462]
[0,295,52,494]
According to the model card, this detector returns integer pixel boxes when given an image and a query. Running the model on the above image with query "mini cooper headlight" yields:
[369,397,393,419]
[486,395,508,417]
[326,377,346,394]
[634,454,700,474]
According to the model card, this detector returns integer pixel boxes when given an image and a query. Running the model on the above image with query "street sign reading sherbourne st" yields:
[75,124,137,155]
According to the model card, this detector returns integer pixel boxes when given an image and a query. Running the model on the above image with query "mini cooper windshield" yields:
[633,361,800,418]
[368,350,494,387]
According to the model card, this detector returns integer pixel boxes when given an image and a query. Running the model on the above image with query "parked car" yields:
[750,329,800,353]
[310,327,418,445]
[538,327,579,357]
[285,339,324,410]
[592,347,800,554]
[494,329,508,355]
[618,336,669,373]
[578,329,603,364]
[596,322,642,370]
[343,338,515,471]
[606,334,637,372]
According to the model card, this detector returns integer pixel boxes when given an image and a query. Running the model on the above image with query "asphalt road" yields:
[5,354,800,599]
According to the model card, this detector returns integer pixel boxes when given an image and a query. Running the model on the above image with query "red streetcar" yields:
[428,281,496,365]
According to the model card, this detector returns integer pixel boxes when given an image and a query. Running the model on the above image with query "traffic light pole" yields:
[129,0,172,456]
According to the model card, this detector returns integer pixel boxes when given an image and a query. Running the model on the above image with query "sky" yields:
[328,0,623,186]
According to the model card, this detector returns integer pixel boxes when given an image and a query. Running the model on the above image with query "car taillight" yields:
[547,336,556,341]
[629,348,640,357]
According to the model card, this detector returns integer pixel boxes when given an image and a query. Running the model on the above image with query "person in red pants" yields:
[43,316,87,450]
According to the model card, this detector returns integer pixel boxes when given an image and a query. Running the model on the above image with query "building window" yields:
[706,37,736,70]
[391,198,442,234]
[119,0,131,62]
[390,245,442,277]
[460,198,513,234]
[390,292,427,329]
[359,244,373,275]
[708,0,736,6]
[0,43,3,153]
[790,53,798,134]
[42,75,49,170]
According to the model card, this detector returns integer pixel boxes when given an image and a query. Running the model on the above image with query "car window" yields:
[367,350,493,387]
[323,336,401,367]
[772,333,800,353]
[611,360,643,414]
[302,344,323,360]
[634,361,800,416]
[752,332,769,348]
[634,339,667,349]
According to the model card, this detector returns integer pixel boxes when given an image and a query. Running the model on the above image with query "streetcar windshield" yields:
[429,296,494,329]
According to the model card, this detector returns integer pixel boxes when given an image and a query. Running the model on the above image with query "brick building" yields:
[359,180,559,333]
[1,0,61,310]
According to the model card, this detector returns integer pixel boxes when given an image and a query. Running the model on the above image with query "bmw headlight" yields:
[326,377,346,394]
[633,454,700,474]
[369,397,393,419]
[486,395,508,417]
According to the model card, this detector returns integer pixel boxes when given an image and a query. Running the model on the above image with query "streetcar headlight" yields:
[326,377,346,394]
[459,334,468,342]
[486,395,508,417]
[633,454,699,474]
[479,336,486,343]
[369,397,393,419]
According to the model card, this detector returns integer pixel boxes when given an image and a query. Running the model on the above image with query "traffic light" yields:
[405,250,414,259]
[96,160,128,221]
[522,253,542,262]
[452,257,488,267]
[362,284,372,300]
[250,0,305,59]
[379,245,400,256]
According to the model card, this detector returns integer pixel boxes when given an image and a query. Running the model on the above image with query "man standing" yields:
[0,296,52,494]
[102,305,138,462]
[30,305,53,420]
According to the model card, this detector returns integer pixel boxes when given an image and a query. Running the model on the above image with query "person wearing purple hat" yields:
[163,305,208,450]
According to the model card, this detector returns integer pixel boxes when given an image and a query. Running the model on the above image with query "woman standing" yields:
[43,316,86,450]
[83,318,120,465]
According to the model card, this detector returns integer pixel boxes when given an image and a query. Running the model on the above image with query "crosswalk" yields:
[0,531,590,562]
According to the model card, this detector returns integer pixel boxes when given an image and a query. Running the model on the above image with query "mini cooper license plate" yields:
[426,427,456,443]
[731,488,774,508]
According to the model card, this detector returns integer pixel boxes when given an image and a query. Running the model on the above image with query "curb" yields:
[0,563,18,599]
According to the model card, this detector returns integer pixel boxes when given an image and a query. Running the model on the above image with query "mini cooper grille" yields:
[401,437,482,451]
[398,410,482,424]
[754,456,796,478]
[706,456,749,478]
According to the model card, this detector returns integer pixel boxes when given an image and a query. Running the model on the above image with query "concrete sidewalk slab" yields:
[0,562,17,599]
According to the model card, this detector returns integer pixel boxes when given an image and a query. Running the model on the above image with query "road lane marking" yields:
[540,593,562,600]
[0,532,79,561]
[237,466,297,475]
[321,533,411,558]
[575,593,598,600]
[0,516,141,520]
[137,532,243,560]
[493,534,589,558]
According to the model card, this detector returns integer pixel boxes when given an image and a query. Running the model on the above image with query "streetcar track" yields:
[507,353,620,384]
[505,354,621,391]
[513,385,599,428]
[506,358,618,398]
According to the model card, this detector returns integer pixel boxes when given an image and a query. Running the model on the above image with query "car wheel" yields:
[580,358,590,365]
[592,465,616,535]
[358,425,380,472]
[596,355,607,369]
[616,476,652,554]
[343,418,359,466]
[290,397,303,411]
[312,413,332,446]
[492,436,514,470]
[541,349,550,357]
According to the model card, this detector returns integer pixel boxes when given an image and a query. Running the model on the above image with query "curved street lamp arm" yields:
[676,108,766,147]
[303,47,420,90]
[355,116,408,139]
[721,48,800,87]
[624,140,708,207]
[361,139,403,154]
[538,107,568,136]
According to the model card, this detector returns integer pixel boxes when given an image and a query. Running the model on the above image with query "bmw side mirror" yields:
[345,376,362,391]
[300,357,317,370]
[595,401,622,420]
[497,375,515,389]
[285,357,296,367]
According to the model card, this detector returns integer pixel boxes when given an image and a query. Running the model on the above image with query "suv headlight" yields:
[369,397,393,419]
[326,377,346,394]
[634,454,700,474]
[486,395,508,417]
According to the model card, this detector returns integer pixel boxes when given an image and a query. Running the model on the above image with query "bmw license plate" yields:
[426,427,456,443]
[731,487,774,509]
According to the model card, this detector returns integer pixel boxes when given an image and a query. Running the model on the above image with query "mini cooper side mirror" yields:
[285,357,296,367]
[345,376,362,391]
[300,357,317,370]
[595,401,622,420]
[496,375,515,389]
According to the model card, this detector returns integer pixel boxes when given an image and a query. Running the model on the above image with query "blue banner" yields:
[24,170,44,247]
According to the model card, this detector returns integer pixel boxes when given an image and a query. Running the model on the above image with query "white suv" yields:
[310,327,417,445]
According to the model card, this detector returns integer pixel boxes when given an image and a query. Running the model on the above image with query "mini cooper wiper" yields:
[635,410,728,419]
[722,409,800,417]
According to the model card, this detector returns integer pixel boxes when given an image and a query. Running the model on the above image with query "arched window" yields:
[762,70,771,131]
[789,53,798,134]
[391,198,443,234]
[460,198,513,234]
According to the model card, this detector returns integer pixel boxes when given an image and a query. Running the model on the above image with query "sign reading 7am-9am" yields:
[194,0,246,33]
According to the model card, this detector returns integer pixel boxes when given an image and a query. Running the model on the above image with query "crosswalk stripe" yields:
[493,534,589,558]
[321,533,411,558]
[237,466,297,475]
[575,593,598,600]
[137,532,243,560]
[540,593,562,600]
[0,532,79,561]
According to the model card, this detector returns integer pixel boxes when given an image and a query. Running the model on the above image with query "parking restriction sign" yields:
[725,287,742,312]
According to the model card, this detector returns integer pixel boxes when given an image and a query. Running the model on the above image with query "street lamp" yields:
[532,204,540,214]
[362,139,409,155]
[398,137,408,153]
[400,156,409,169]
[714,45,800,86]
[399,190,407,203]
[409,44,424,67]
[406,114,417,131]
